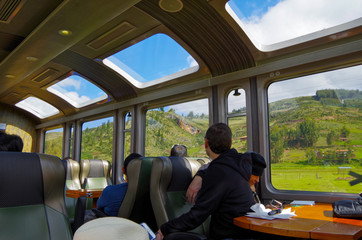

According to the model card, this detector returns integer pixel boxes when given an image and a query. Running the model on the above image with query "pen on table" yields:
[254,192,261,204]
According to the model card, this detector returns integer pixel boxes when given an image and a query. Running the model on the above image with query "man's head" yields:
[0,133,23,152]
[249,152,266,186]
[170,144,187,157]
[123,153,142,175]
[204,123,232,156]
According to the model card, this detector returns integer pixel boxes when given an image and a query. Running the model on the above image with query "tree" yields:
[326,130,339,145]
[340,126,350,138]
[305,148,317,164]
[298,119,319,147]
[270,126,284,163]
[187,111,194,119]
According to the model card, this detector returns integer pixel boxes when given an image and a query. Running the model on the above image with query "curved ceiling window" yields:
[103,33,199,88]
[15,96,59,119]
[47,73,108,108]
[226,0,362,51]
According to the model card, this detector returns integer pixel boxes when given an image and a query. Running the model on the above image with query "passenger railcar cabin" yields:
[0,0,361,239]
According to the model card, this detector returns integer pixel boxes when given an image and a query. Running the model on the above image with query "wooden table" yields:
[233,203,362,240]
[66,189,103,208]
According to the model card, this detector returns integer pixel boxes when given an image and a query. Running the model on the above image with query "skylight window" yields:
[47,73,108,108]
[103,33,199,88]
[226,0,362,51]
[15,96,59,119]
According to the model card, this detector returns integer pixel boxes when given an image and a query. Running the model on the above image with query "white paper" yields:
[246,203,297,220]
[290,200,315,205]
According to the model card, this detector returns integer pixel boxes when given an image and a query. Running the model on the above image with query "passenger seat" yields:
[150,156,211,238]
[62,158,81,220]
[0,152,72,239]
[118,156,158,231]
[80,159,112,189]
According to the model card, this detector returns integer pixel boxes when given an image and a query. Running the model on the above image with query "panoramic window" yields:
[227,88,247,153]
[268,65,362,193]
[103,33,199,88]
[123,112,132,160]
[226,0,362,50]
[47,72,108,108]
[81,117,113,163]
[15,96,59,119]
[44,127,63,158]
[145,99,209,157]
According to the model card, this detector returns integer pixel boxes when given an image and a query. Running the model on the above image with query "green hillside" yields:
[44,131,63,158]
[269,89,362,165]
[145,109,209,156]
[269,89,361,193]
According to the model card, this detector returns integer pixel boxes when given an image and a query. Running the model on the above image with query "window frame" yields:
[258,65,362,203]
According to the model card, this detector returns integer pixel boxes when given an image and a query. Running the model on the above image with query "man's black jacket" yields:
[160,148,255,239]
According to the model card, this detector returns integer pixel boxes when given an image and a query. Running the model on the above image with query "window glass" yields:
[123,112,132,159]
[226,0,362,49]
[47,72,108,108]
[44,127,63,158]
[268,65,362,193]
[69,124,74,159]
[103,33,199,88]
[227,88,247,152]
[15,96,59,119]
[145,99,209,157]
[81,117,113,163]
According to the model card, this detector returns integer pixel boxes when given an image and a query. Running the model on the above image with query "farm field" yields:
[271,164,361,193]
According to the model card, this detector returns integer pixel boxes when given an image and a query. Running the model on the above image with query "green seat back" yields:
[0,152,72,240]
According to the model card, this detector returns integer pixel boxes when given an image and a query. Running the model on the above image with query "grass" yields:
[271,163,362,194]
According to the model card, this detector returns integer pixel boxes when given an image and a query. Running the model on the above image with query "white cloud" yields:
[187,55,198,68]
[268,65,362,102]
[63,91,91,104]
[57,77,81,90]
[169,99,209,115]
[239,0,362,45]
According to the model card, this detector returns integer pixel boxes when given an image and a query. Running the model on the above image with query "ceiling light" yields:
[58,29,72,36]
[159,0,183,13]
[26,56,38,61]
[5,74,15,78]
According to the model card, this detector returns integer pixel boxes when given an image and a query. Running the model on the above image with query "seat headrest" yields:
[167,157,193,191]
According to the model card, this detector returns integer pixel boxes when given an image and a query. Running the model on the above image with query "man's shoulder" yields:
[104,183,128,191]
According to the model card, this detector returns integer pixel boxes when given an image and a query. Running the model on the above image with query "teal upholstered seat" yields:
[80,159,111,189]
[63,158,82,222]
[0,152,72,240]
[118,157,158,231]
[80,159,112,210]
[150,156,211,237]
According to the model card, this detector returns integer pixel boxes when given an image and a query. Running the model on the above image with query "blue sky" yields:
[47,73,107,108]
[104,33,198,84]
[228,0,280,19]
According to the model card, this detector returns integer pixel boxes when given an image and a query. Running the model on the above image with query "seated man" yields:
[155,123,264,240]
[95,153,142,216]
[0,132,23,152]
[186,151,266,204]
[170,144,187,157]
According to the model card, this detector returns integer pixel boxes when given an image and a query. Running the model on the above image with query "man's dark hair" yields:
[205,123,232,154]
[0,133,23,152]
[123,153,142,174]
[170,144,187,157]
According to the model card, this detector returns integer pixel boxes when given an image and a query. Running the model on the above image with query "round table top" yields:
[74,217,149,240]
